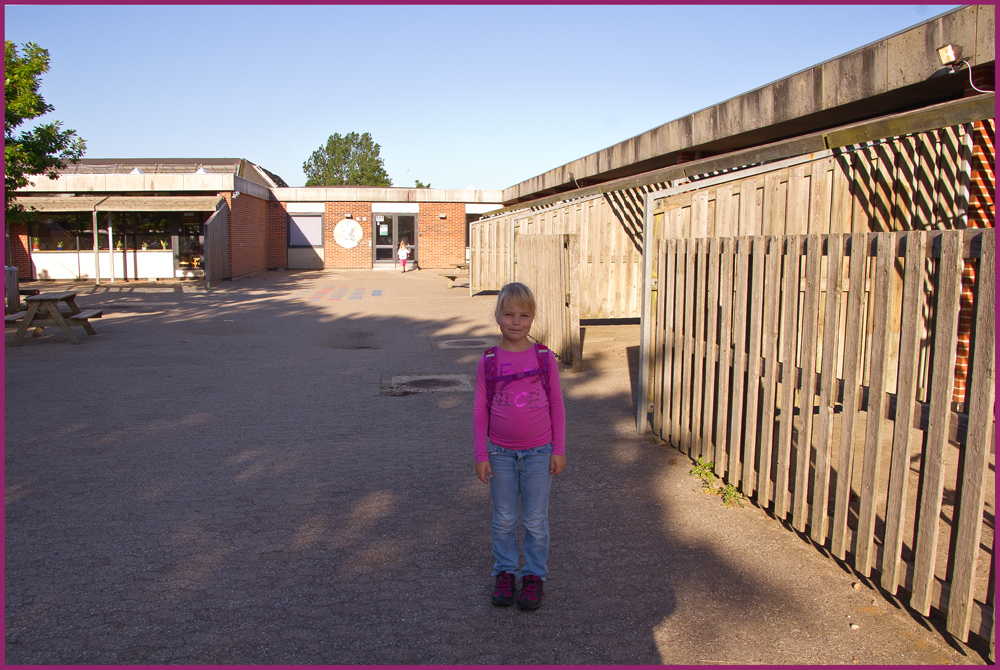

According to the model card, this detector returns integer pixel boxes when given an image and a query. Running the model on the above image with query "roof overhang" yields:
[14,195,226,213]
[503,4,995,205]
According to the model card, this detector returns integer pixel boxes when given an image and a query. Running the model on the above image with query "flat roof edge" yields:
[504,4,992,203]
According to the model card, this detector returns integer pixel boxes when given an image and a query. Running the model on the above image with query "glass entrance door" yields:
[373,213,417,266]
[397,215,415,266]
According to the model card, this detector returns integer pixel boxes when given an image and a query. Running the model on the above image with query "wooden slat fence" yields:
[470,187,649,319]
[516,234,582,370]
[6,266,19,314]
[642,123,978,441]
[650,125,971,236]
[644,228,994,650]
[203,204,228,288]
[469,212,514,292]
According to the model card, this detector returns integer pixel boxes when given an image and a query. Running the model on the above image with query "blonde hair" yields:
[495,282,536,321]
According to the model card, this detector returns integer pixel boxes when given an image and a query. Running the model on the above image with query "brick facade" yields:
[952,65,995,405]
[8,221,31,279]
[221,191,269,279]
[266,201,289,270]
[324,202,373,269]
[416,202,467,268]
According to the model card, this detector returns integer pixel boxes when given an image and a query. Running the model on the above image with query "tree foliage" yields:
[414,179,431,188]
[5,40,86,221]
[302,131,392,187]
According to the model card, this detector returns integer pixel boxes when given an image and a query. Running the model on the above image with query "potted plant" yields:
[31,237,39,250]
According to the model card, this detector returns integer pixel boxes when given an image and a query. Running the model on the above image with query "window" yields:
[30,213,93,251]
[114,212,172,250]
[289,215,323,247]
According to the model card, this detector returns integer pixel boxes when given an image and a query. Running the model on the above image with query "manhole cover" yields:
[406,378,461,389]
[381,374,473,395]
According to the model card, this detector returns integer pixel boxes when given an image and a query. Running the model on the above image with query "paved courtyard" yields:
[4,269,989,664]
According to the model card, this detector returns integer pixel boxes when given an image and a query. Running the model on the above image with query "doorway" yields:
[373,213,416,268]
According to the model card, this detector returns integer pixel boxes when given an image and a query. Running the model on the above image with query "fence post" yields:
[637,190,656,434]
[5,266,18,314]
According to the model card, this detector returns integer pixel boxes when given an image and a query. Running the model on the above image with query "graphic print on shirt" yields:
[493,360,544,409]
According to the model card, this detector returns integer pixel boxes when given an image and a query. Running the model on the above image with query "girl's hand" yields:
[475,461,492,484]
[550,454,566,475]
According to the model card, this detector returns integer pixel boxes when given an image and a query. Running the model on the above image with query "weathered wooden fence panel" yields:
[644,228,994,649]
[512,233,582,370]
[6,266,19,314]
[470,189,645,319]
[203,204,229,288]
[469,212,514,292]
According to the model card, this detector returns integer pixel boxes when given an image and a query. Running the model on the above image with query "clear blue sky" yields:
[6,4,959,190]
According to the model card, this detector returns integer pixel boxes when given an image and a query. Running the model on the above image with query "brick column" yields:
[952,63,995,407]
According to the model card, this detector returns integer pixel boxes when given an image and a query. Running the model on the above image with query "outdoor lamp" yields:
[937,44,963,67]
[439,213,447,219]
[935,43,991,93]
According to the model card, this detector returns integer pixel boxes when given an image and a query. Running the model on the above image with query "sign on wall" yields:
[334,219,363,249]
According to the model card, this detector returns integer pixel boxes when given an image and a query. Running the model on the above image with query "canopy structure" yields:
[14,195,225,212]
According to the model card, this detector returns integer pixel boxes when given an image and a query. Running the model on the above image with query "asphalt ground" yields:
[4,268,990,664]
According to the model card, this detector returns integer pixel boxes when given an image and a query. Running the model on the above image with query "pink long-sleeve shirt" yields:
[473,345,566,463]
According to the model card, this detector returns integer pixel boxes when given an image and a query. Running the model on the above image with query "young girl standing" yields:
[398,239,409,272]
[473,282,565,610]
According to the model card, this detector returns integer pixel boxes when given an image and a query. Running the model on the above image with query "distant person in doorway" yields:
[473,282,565,610]
[398,239,409,272]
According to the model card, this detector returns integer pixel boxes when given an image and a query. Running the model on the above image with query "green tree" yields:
[414,179,431,188]
[5,41,86,223]
[302,131,392,187]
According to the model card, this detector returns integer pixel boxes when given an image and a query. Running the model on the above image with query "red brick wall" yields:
[324,202,373,269]
[416,202,467,268]
[223,191,268,278]
[8,220,31,279]
[952,66,994,406]
[267,202,289,269]
[967,118,995,229]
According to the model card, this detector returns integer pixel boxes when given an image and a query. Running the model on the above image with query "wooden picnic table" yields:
[6,291,103,346]
[440,263,470,288]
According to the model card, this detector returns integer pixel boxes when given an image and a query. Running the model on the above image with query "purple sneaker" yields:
[517,574,544,610]
[491,571,516,606]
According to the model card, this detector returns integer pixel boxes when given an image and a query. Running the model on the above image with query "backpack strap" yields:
[484,346,498,410]
[535,343,551,401]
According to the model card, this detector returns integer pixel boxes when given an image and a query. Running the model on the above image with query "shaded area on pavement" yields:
[4,271,986,664]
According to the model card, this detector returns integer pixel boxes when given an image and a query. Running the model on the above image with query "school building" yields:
[8,158,502,283]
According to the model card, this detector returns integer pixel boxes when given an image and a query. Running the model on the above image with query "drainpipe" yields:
[91,197,109,286]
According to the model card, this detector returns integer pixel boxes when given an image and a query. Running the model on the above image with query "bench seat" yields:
[6,308,102,324]
[439,272,468,289]
[70,309,103,321]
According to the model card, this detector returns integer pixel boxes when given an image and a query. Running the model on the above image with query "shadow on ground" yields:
[4,271,985,664]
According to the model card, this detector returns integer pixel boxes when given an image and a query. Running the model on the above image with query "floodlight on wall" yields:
[439,213,447,219]
[936,43,992,93]
[937,44,963,67]
[345,213,353,218]
[232,191,240,199]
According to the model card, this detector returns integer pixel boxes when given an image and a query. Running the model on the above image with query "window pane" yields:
[31,213,91,251]
[289,215,323,247]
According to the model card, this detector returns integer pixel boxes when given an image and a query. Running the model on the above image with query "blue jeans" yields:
[487,442,553,580]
